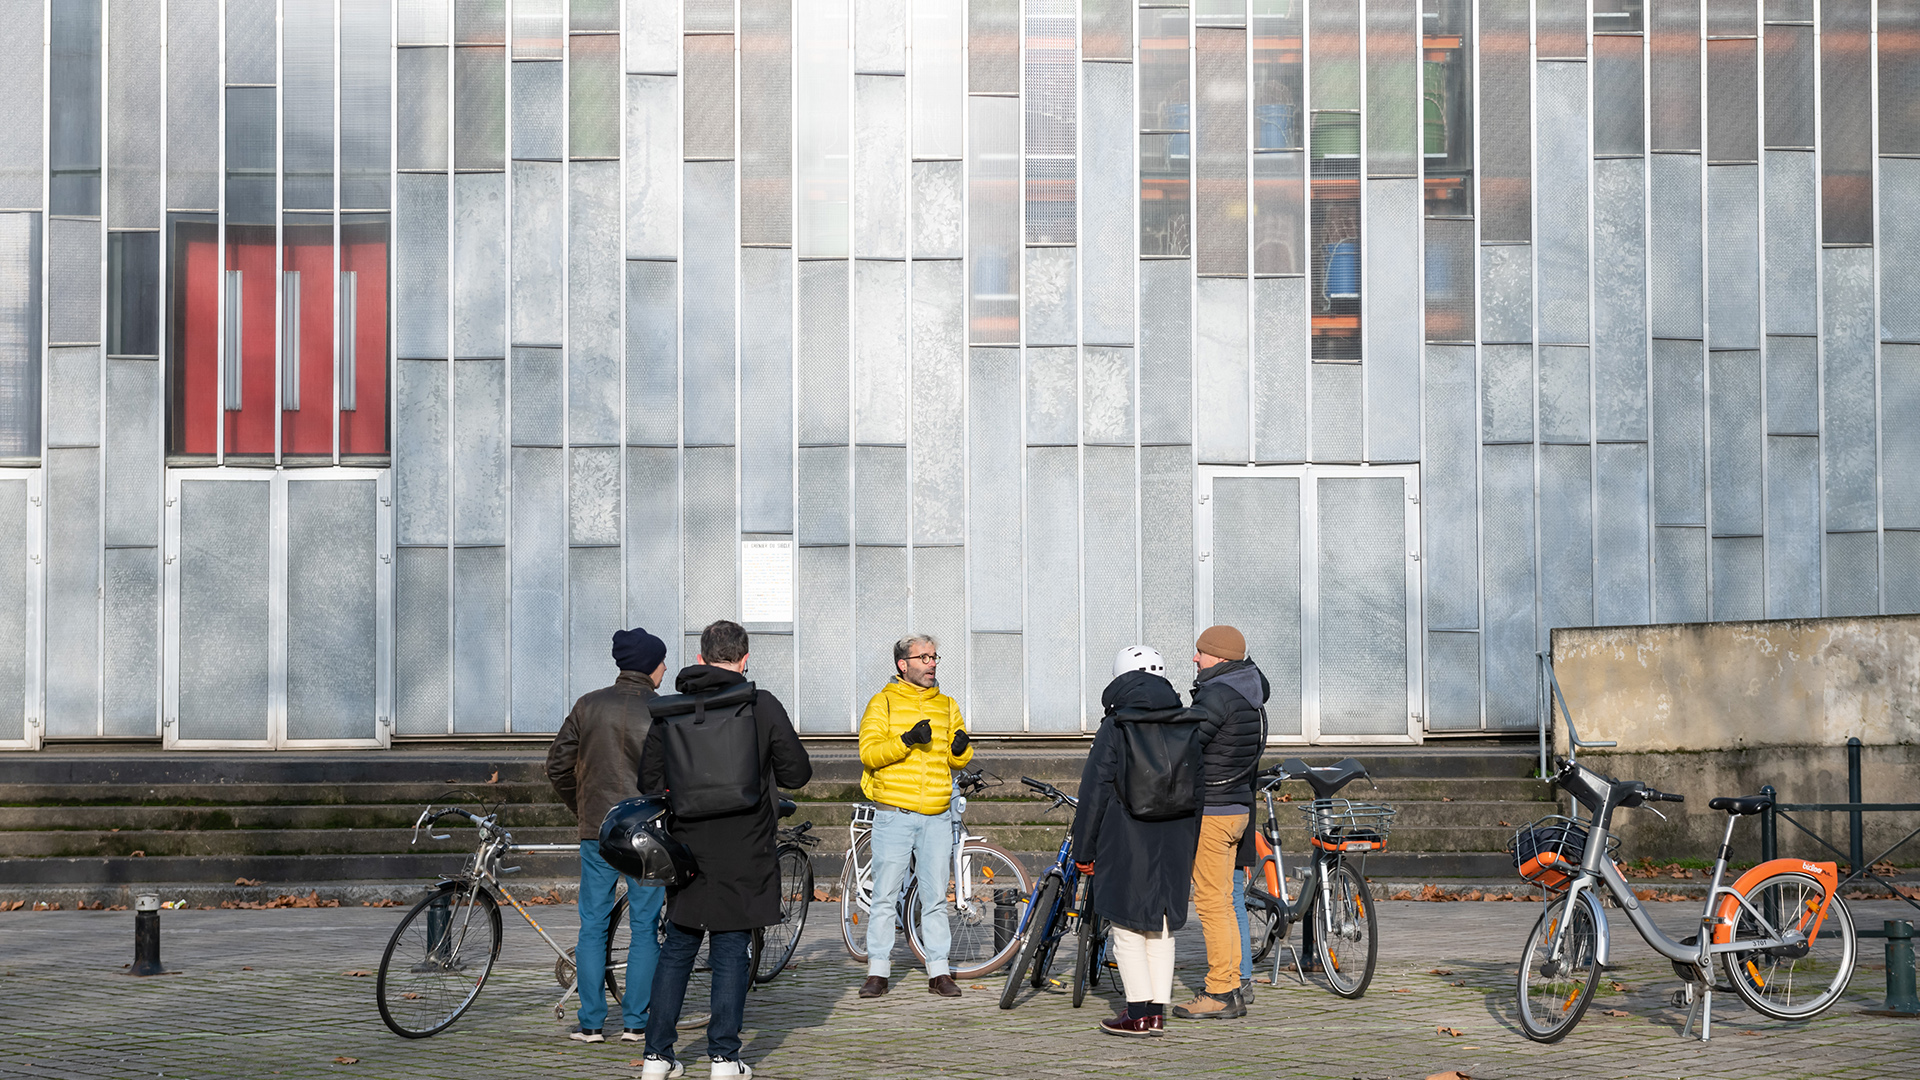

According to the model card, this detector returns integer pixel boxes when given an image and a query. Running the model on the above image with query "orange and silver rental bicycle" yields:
[1513,746,1856,1043]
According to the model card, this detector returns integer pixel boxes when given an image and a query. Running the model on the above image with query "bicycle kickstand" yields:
[1678,981,1713,1042]
[1270,939,1307,987]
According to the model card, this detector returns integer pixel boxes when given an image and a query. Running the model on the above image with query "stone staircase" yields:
[0,740,1552,896]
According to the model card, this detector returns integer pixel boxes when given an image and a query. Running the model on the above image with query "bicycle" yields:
[752,799,819,985]
[839,768,1032,979]
[1243,758,1394,999]
[1511,744,1856,1042]
[998,777,1088,1010]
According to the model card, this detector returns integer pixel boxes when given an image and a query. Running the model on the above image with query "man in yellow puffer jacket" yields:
[855,633,973,1001]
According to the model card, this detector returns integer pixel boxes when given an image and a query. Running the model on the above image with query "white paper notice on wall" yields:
[741,539,795,624]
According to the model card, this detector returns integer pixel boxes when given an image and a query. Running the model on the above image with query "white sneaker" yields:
[568,1029,604,1043]
[619,1029,646,1043]
[641,1056,684,1079]
[709,1057,752,1078]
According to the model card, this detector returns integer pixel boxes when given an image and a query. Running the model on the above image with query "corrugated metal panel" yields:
[1194,278,1250,464]
[797,545,851,732]
[1480,244,1533,344]
[1425,631,1481,731]
[967,96,1020,344]
[0,481,24,737]
[683,34,736,160]
[1885,158,1920,342]
[451,172,506,358]
[854,75,908,258]
[1649,154,1703,339]
[625,0,678,72]
[1139,260,1194,444]
[511,446,565,729]
[1024,247,1078,349]
[1082,346,1134,446]
[1141,445,1194,671]
[1538,346,1590,444]
[1311,362,1362,463]
[1480,443,1536,728]
[625,75,681,260]
[1535,61,1590,345]
[682,446,738,627]
[625,446,682,664]
[1884,345,1920,529]
[1213,474,1303,736]
[1711,535,1764,621]
[911,161,964,260]
[1822,247,1877,532]
[741,248,794,535]
[285,479,380,740]
[396,174,449,359]
[912,261,965,545]
[625,260,679,446]
[568,446,621,546]
[512,348,561,447]
[1824,530,1878,617]
[741,0,794,245]
[1317,476,1409,736]
[683,162,738,445]
[799,445,850,546]
[797,260,850,445]
[910,546,967,711]
[853,445,906,545]
[1025,447,1081,731]
[1538,444,1595,634]
[1025,347,1078,447]
[854,545,907,709]
[1706,165,1760,350]
[47,347,100,448]
[1763,151,1816,336]
[1765,435,1821,617]
[568,161,623,443]
[102,546,158,736]
[175,477,268,740]
[453,45,507,170]
[1480,343,1534,443]
[1080,446,1136,713]
[1709,350,1762,537]
[1423,345,1478,629]
[565,546,622,717]
[511,61,563,161]
[452,358,506,545]
[1365,178,1420,462]
[1254,277,1308,462]
[1765,335,1818,434]
[1593,158,1649,442]
[968,347,1021,631]
[398,46,451,171]
[1595,442,1652,625]
[395,359,449,545]
[509,160,563,346]
[1082,61,1134,345]
[1651,339,1705,525]
[853,259,908,444]
[104,359,157,547]
[1653,525,1707,622]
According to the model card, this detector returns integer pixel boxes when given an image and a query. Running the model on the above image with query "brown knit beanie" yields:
[1195,624,1246,662]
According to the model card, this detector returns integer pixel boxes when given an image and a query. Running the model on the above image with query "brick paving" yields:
[1,894,1916,1080]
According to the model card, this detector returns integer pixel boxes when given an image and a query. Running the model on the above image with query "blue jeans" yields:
[1232,867,1253,984]
[644,922,753,1063]
[576,841,664,1032]
[865,805,954,978]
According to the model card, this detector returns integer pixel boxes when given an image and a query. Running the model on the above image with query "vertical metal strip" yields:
[500,0,516,729]
[275,0,285,469]
[1756,8,1770,613]
[1813,0,1827,611]
[332,0,341,465]
[1470,0,1488,728]
[1585,10,1601,663]
[1872,1,1885,611]
[1697,0,1712,617]
[384,0,399,735]
[444,0,457,733]
[1300,466,1319,740]
[98,0,110,736]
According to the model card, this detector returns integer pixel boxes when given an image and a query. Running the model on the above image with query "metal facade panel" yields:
[1424,345,1479,629]
[1480,443,1536,729]
[1709,350,1762,536]
[1479,0,1531,240]
[1080,446,1136,714]
[451,545,506,732]
[47,347,100,448]
[626,75,681,260]
[164,0,214,209]
[1254,277,1308,462]
[741,0,794,245]
[454,45,507,170]
[1025,247,1078,349]
[853,0,905,72]
[286,479,380,740]
[1195,278,1250,463]
[1025,347,1077,447]
[912,261,965,545]
[853,75,908,258]
[1480,244,1534,344]
[1593,34,1644,156]
[513,0,561,57]
[1195,27,1248,274]
[0,0,43,207]
[747,632,796,721]
[797,545,851,731]
[1763,151,1817,335]
[1082,346,1135,446]
[683,162,738,445]
[451,172,507,358]
[1213,475,1303,736]
[799,445,850,545]
[281,0,336,211]
[911,161,964,260]
[1706,165,1760,350]
[1888,532,1920,615]
[398,0,448,45]
[511,446,566,727]
[624,448,681,671]
[1651,339,1705,524]
[48,218,101,346]
[1822,247,1877,532]
[910,546,967,710]
[1824,529,1878,617]
[104,359,158,547]
[568,161,623,443]
[396,173,449,359]
[511,60,563,161]
[741,248,795,535]
[511,347,562,446]
[683,34,737,162]
[1025,447,1081,732]
[1538,443,1595,633]
[176,477,269,740]
[625,260,680,446]
[1885,159,1920,341]
[1139,261,1194,444]
[1535,61,1590,345]
[509,160,564,346]
[453,358,507,545]
[626,0,677,71]
[1311,362,1363,463]
[107,0,163,226]
[1766,335,1818,434]
[1022,0,1076,247]
[1141,445,1194,667]
[225,0,275,82]
[853,259,908,444]
[968,347,1021,631]
[395,359,449,545]
[0,480,23,737]
[853,445,907,545]
[1885,345,1920,528]
[1653,525,1708,622]
[1765,22,1814,147]
[1650,0,1701,149]
[1595,442,1652,625]
[969,632,1023,732]
[568,445,622,546]
[682,446,738,627]
[566,546,622,717]
[854,545,907,710]
[967,96,1020,344]
[909,0,963,157]
[102,545,157,735]
[1317,476,1408,736]
[1650,154,1704,339]
[340,0,392,205]
[398,47,450,171]
[1362,0,1417,174]
[1425,630,1480,731]
[1765,435,1820,617]
[1481,343,1534,443]
[1539,346,1591,444]
[1365,178,1421,462]
[1711,535,1764,621]
[394,545,449,735]
[1081,61,1135,345]
[798,260,850,445]
[1424,216,1474,345]
[569,34,621,159]
[1593,158,1649,442]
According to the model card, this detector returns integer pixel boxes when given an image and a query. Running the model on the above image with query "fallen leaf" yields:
[1437,1026,1464,1036]
[1392,988,1411,993]
[343,969,373,977]
[402,992,420,1000]
[1442,796,1454,802]
[1497,821,1511,827]
[241,966,253,971]
[1739,1030,1764,1037]
[628,1061,647,1068]
[967,983,986,990]
[1610,982,1630,992]
[235,877,262,887]
[485,770,499,784]
[1450,980,1466,987]
[1461,1047,1478,1051]
[1428,968,1454,976]
[333,1056,359,1065]
[130,850,145,858]
[1425,1072,1471,1080]
[1601,1008,1630,1017]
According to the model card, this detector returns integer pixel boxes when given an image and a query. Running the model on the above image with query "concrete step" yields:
[0,803,580,831]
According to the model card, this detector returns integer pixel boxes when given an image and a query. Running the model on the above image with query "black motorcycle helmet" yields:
[598,795,696,887]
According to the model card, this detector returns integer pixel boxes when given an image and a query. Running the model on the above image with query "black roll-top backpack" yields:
[1111,705,1207,821]
[647,681,763,821]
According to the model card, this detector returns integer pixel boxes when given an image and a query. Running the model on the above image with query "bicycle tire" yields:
[839,828,874,961]
[1515,890,1604,1043]
[1720,872,1856,1021]
[1314,862,1377,998]
[904,841,1032,979]
[754,844,813,984]
[1246,887,1285,964]
[377,883,503,1038]
[998,875,1059,1010]
[1071,912,1104,1008]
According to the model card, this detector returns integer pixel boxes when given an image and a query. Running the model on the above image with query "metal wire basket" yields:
[1508,814,1618,890]
[850,803,877,830]
[1298,799,1397,853]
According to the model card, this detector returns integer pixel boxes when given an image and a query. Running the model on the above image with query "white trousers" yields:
[1108,919,1175,1004]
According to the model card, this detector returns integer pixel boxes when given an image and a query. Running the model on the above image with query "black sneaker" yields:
[620,1028,645,1043]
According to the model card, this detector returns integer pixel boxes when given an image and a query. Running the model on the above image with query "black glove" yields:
[950,729,970,755]
[902,718,933,747]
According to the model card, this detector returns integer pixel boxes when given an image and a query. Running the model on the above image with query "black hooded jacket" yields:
[1190,658,1269,809]
[1066,670,1203,934]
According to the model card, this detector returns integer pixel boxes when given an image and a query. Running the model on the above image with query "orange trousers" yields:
[1190,811,1249,995]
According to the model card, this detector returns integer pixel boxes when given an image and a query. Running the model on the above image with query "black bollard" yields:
[993,889,1018,953]
[131,894,165,976]
[1885,921,1920,1017]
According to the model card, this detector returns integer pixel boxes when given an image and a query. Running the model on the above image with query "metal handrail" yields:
[1536,651,1615,779]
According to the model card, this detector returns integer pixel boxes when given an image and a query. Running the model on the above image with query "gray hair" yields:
[893,634,938,665]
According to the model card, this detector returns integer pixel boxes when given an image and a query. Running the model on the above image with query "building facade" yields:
[0,0,1915,748]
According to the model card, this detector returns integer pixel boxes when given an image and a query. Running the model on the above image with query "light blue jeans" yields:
[865,804,954,979]
[577,841,665,1032]
[1232,866,1253,984]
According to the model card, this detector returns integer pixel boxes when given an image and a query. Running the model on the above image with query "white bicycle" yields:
[838,769,1033,978]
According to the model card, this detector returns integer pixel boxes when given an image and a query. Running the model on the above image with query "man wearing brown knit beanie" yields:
[1172,625,1268,1021]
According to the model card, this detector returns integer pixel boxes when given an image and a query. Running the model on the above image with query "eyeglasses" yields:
[906,653,940,663]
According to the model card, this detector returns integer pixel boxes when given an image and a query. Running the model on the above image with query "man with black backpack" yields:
[636,620,811,1080]
[1173,624,1269,1022]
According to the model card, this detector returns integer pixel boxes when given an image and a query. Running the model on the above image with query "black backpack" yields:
[1111,705,1206,821]
[648,681,763,821]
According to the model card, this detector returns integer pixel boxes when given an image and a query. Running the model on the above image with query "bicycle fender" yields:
[1552,886,1611,970]
[1709,859,1840,946]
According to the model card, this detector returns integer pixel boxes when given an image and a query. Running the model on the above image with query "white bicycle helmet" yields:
[1112,645,1167,678]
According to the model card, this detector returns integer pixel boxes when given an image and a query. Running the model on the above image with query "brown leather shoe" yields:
[1100,1014,1160,1037]
[928,974,962,997]
[858,976,889,998]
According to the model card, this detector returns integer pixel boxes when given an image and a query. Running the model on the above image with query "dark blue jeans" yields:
[644,921,752,1063]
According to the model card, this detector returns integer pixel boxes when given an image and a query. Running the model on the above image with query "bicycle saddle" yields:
[1279,757,1370,799]
[1708,794,1772,816]
[777,798,797,819]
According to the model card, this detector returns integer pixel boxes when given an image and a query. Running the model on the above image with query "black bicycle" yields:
[998,778,1088,1009]
[751,800,818,985]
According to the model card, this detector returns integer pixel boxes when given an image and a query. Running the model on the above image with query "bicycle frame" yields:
[1247,788,1340,982]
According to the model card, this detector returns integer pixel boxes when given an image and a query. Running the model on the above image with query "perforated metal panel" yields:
[625,75,681,259]
[625,260,679,446]
[1706,165,1759,350]
[511,446,565,729]
[799,445,850,546]
[967,96,1020,344]
[968,348,1020,630]
[1141,445,1194,667]
[1311,362,1362,463]
[909,0,963,157]
[1707,37,1759,163]
[1365,179,1420,461]
[511,61,563,161]
[1709,350,1762,537]
[683,163,738,445]
[566,546,622,714]
[1254,277,1307,462]
[1883,159,1920,343]
[853,259,907,444]
[1025,447,1081,731]
[1480,343,1532,443]
[48,219,101,346]
[1886,532,1920,615]
[1535,63,1590,345]
[569,446,621,546]
[1081,347,1134,446]
[570,34,621,159]
[47,347,100,449]
[742,0,794,245]
[506,349,561,451]
[911,161,963,260]
[454,46,507,170]
[510,161,563,346]
[854,544,908,706]
[1763,23,1814,150]
[161,0,214,209]
[1823,247,1877,532]
[1764,434,1819,617]
[452,172,506,358]
[1025,347,1078,447]
[448,545,507,732]
[1650,0,1702,150]
[1421,345,1478,628]
[1424,630,1480,731]
[1593,34,1644,157]
[106,0,162,225]
[741,249,794,535]
[1480,443,1536,729]
[1081,62,1134,345]
[1709,535,1763,621]
[683,34,736,161]
[1650,154,1704,339]
[395,360,449,545]
[626,0,678,71]
[1763,151,1816,335]
[854,76,908,258]
[1651,339,1705,524]
[1824,530,1878,617]
[103,360,157,547]
[1139,261,1193,444]
[1478,0,1531,241]
[624,446,681,654]
[102,546,157,736]
[912,261,965,545]
[1317,476,1408,735]
[1653,525,1708,622]
[512,0,561,57]
[1479,244,1533,344]
[1023,0,1076,246]
[798,260,850,445]
[1593,158,1648,441]
[453,358,506,545]
[1195,28,1249,273]
[177,477,269,741]
[1884,345,1920,529]
[284,479,380,740]
[457,0,505,43]
[1538,444,1595,633]
[1820,1,1872,244]
[1080,447,1136,714]
[397,47,450,171]
[1595,442,1652,625]
[396,174,449,358]
[682,446,738,627]
[910,546,967,710]
[1538,346,1590,444]
[0,479,26,739]
[568,162,623,443]
[1424,218,1473,345]
[965,632,1021,732]
[1195,278,1250,463]
[1764,334,1817,435]
[1024,247,1078,349]
[0,0,43,209]
[1213,475,1303,736]
[854,445,907,545]
[798,545,852,731]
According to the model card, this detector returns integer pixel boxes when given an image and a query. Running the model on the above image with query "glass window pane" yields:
[1310,112,1360,360]
[51,0,102,216]
[167,213,217,456]
[107,230,160,357]
[1596,0,1646,30]
[910,0,964,157]
[225,87,277,226]
[797,0,850,256]
[281,215,334,456]
[1253,150,1304,274]
[341,214,390,456]
[1252,0,1303,151]
[1478,0,1528,239]
[222,223,277,454]
[1424,0,1474,215]
[969,96,1020,340]
[1308,0,1359,110]
[1821,0,1871,243]
[1139,8,1190,132]
[0,213,41,460]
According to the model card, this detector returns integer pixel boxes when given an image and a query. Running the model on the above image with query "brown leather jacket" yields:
[545,670,659,840]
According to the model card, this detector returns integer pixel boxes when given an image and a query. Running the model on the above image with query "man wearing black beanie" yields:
[546,627,669,1044]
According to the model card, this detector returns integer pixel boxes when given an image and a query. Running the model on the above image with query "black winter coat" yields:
[640,665,812,932]
[1067,671,1202,934]
[545,670,659,840]
[1191,658,1269,809]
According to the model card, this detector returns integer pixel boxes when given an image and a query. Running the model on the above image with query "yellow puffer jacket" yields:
[859,678,973,815]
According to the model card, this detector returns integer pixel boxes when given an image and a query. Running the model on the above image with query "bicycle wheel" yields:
[998,875,1059,1010]
[1071,912,1105,1008]
[1247,888,1284,964]
[754,845,813,984]
[1516,890,1604,1043]
[377,883,503,1038]
[839,828,874,961]
[1314,862,1377,998]
[906,842,1032,979]
[1720,873,1856,1021]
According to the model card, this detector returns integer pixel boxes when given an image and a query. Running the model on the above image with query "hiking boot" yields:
[928,975,962,997]
[1172,989,1246,1020]
[858,975,890,998]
